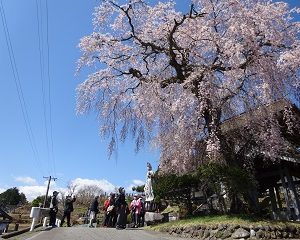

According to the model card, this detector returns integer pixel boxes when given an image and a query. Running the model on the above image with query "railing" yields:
[29,207,62,231]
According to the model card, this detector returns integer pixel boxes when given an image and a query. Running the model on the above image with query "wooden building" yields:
[221,99,300,221]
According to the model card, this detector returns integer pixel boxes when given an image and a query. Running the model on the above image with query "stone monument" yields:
[144,162,154,202]
[143,162,163,224]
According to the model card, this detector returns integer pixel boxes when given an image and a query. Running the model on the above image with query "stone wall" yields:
[159,223,300,239]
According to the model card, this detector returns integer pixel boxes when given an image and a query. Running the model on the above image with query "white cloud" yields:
[70,178,116,194]
[125,179,145,192]
[18,185,46,201]
[13,180,61,201]
[132,179,145,185]
[15,176,37,185]
[1,178,117,201]
[18,184,67,202]
[43,180,57,188]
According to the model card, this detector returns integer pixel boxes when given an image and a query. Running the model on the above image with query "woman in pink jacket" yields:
[130,195,142,228]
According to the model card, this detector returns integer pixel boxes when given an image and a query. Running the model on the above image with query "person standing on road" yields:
[115,187,127,229]
[61,194,76,227]
[138,196,145,227]
[107,193,117,227]
[102,196,110,227]
[49,191,59,227]
[89,195,100,227]
[130,195,142,228]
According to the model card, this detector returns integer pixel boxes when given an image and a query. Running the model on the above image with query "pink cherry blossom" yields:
[77,0,300,174]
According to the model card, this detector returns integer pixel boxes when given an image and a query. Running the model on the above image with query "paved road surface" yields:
[17,227,189,240]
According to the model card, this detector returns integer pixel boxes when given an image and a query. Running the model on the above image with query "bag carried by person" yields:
[131,205,136,212]
[107,205,114,213]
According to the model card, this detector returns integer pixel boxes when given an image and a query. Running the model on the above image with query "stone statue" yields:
[144,162,154,202]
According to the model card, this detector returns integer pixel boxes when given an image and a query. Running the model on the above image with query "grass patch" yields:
[149,215,300,231]
[161,205,180,214]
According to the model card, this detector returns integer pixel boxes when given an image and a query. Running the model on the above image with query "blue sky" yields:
[0,0,299,201]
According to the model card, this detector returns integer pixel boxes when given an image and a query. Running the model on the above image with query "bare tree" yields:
[76,185,103,206]
[67,181,78,196]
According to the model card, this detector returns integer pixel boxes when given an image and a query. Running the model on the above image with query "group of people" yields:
[48,187,146,229]
[48,190,76,228]
[128,194,145,228]
[89,187,145,229]
[104,193,144,228]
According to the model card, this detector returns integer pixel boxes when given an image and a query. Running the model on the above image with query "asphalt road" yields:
[16,227,189,240]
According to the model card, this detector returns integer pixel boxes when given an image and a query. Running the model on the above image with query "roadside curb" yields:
[0,224,42,239]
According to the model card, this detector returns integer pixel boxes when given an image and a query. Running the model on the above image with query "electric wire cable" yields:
[36,0,51,176]
[0,0,44,177]
[45,0,57,177]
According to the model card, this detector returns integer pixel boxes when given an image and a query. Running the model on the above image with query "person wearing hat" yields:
[49,191,59,227]
[61,194,76,227]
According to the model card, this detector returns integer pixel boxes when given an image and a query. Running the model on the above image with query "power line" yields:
[0,0,44,176]
[45,0,56,177]
[35,0,56,177]
[36,0,51,176]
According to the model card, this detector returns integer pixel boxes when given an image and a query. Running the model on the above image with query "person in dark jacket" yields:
[60,195,76,227]
[89,195,100,227]
[107,193,117,227]
[49,191,59,227]
[138,196,145,227]
[115,187,127,229]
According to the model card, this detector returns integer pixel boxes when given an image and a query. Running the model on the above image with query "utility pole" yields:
[43,176,58,208]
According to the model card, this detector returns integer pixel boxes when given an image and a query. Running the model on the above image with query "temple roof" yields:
[221,99,299,134]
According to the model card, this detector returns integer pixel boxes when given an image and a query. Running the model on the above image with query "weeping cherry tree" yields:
[76,0,300,174]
